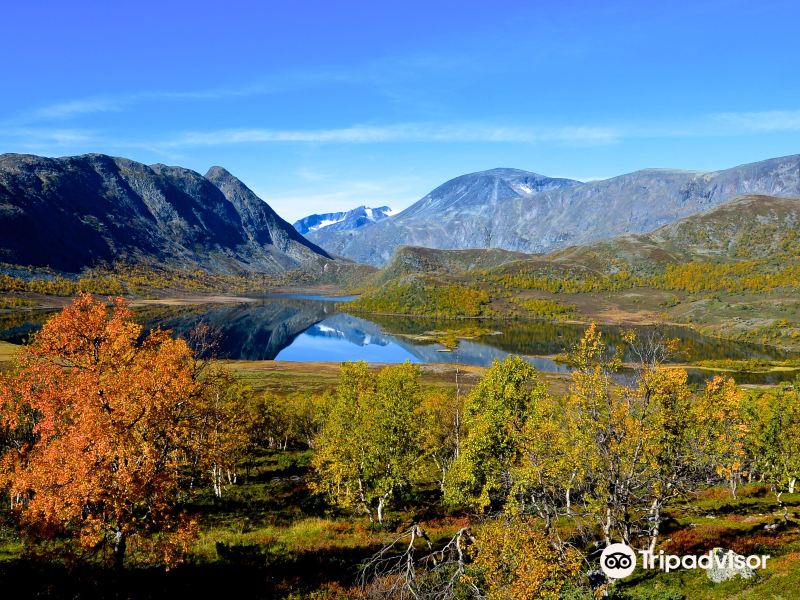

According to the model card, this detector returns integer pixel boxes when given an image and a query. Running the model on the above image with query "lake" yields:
[1,295,797,384]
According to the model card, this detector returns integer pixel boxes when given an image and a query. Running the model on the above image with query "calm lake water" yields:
[1,295,797,384]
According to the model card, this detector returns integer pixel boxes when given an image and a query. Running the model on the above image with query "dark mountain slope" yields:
[204,166,330,262]
[0,153,328,274]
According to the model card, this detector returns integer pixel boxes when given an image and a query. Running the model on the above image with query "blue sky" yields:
[2,0,799,221]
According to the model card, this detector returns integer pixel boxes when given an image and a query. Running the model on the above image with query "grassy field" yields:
[178,454,800,599]
[610,485,800,600]
[1,294,799,598]
[226,358,575,398]
[2,443,798,599]
[189,450,800,599]
[1,351,799,598]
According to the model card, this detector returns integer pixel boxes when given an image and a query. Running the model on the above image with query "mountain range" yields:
[0,153,330,274]
[293,205,394,235]
[2,152,800,278]
[307,157,800,266]
[373,194,800,282]
[548,194,800,273]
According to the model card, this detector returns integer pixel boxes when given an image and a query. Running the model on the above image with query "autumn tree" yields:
[634,366,699,552]
[744,382,800,519]
[511,392,586,541]
[444,356,548,511]
[470,517,582,600]
[312,361,425,524]
[420,388,466,492]
[693,375,748,497]
[0,294,245,568]
[190,369,250,498]
[551,324,700,548]
[557,323,634,545]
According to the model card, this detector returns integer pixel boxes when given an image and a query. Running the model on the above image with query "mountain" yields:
[548,194,800,274]
[293,205,395,235]
[369,245,531,288]
[365,194,800,286]
[0,153,330,274]
[138,298,333,360]
[306,157,800,266]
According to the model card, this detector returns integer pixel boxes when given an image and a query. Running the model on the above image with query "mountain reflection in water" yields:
[0,296,797,384]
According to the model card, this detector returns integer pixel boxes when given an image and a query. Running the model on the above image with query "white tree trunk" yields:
[377,496,386,524]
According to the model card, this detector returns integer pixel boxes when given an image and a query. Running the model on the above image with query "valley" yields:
[1,152,800,599]
[5,4,800,598]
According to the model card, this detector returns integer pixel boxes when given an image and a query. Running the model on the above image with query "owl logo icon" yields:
[600,543,637,579]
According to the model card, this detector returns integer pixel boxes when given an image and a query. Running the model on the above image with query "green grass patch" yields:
[512,297,580,320]
[345,280,493,317]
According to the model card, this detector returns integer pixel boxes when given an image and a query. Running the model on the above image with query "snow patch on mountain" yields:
[293,205,395,234]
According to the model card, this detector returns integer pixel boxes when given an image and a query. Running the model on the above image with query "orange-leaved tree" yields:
[0,293,244,568]
[471,517,582,600]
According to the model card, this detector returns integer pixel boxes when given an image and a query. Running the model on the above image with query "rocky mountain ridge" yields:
[307,156,800,266]
[0,153,330,274]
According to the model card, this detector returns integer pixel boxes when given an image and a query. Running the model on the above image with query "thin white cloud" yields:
[294,167,329,182]
[5,108,800,163]
[17,52,465,126]
[711,109,800,133]
[152,123,622,149]
[25,85,278,122]
[33,98,124,120]
[129,111,800,151]
[0,127,100,148]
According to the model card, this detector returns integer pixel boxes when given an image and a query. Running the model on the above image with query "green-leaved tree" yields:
[444,356,548,511]
[311,361,424,524]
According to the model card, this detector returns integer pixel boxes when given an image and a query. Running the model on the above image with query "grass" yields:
[695,358,800,373]
[181,448,407,596]
[0,404,799,598]
[608,485,800,599]
[226,360,489,395]
[179,436,800,599]
[225,360,345,394]
[1,293,798,597]
[0,296,36,309]
[226,358,573,398]
[0,341,18,366]
[0,526,23,561]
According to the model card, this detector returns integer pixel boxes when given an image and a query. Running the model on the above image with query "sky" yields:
[2,0,799,222]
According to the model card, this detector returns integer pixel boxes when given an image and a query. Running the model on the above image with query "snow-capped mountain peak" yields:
[293,205,394,235]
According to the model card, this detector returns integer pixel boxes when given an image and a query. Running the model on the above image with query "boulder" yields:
[705,547,756,583]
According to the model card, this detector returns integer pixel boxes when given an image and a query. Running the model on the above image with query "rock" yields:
[705,547,756,583]
[0,153,330,274]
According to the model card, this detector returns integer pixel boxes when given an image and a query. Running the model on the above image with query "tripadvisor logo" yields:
[600,543,637,579]
[600,543,770,580]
